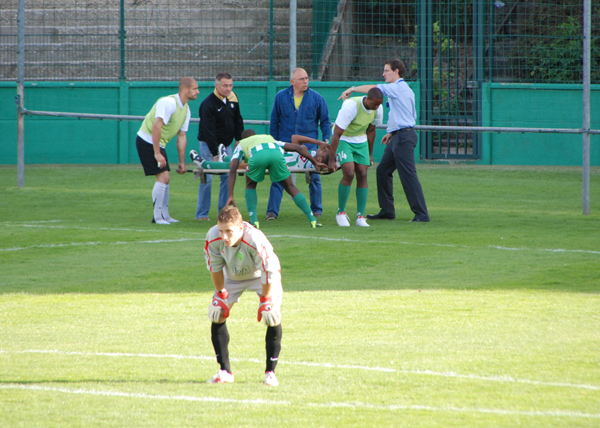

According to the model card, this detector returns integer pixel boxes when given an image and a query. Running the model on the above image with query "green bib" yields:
[139,95,188,147]
[240,134,276,158]
[342,97,376,138]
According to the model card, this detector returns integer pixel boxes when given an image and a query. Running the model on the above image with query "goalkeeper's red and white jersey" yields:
[204,222,281,284]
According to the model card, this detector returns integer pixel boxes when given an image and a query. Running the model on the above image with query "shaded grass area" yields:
[1,164,599,294]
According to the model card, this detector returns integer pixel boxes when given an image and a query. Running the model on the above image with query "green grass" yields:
[1,163,599,427]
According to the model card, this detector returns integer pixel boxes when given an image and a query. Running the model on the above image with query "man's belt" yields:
[390,127,415,136]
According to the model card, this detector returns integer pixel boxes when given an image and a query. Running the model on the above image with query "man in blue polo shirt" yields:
[267,68,331,221]
[339,59,429,222]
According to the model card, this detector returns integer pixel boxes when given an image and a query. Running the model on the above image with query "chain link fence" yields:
[1,0,598,83]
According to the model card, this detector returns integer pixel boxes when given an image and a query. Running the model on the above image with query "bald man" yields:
[136,77,199,224]
[266,68,331,221]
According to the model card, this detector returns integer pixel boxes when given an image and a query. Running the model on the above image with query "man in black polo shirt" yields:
[195,72,244,221]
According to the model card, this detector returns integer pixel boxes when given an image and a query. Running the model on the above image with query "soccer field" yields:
[1,163,599,427]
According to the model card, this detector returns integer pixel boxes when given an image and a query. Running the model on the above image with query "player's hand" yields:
[176,162,186,174]
[226,196,236,207]
[258,295,281,326]
[338,88,352,101]
[314,162,327,173]
[369,155,374,166]
[155,153,167,169]
[208,289,229,323]
[381,133,391,145]
[328,157,338,173]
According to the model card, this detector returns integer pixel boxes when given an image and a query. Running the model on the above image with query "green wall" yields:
[1,81,597,166]
[483,83,600,165]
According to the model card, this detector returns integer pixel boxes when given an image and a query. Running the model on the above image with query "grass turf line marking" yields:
[3,223,600,255]
[270,235,600,255]
[0,238,203,252]
[0,384,597,419]
[6,350,599,391]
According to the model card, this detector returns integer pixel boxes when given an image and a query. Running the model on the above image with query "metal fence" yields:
[3,0,596,211]
[1,0,598,83]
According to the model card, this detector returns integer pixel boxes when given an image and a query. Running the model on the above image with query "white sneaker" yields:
[218,144,228,162]
[207,369,234,384]
[164,216,179,223]
[152,216,170,225]
[190,150,204,168]
[264,371,279,387]
[336,212,350,227]
[356,215,370,227]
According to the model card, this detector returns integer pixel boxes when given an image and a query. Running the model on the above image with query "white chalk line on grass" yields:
[0,238,203,252]
[3,222,600,255]
[270,235,600,255]
[4,350,599,392]
[0,384,597,419]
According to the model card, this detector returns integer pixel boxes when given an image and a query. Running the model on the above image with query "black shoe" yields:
[409,217,430,222]
[366,212,396,220]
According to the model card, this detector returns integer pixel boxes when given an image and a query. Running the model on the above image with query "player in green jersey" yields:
[225,130,327,229]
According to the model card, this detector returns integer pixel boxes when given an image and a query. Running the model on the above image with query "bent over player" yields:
[204,206,283,386]
[226,130,326,229]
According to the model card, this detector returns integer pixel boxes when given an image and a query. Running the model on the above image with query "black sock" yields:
[265,324,282,372]
[211,322,231,373]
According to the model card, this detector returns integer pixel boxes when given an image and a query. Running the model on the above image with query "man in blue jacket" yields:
[266,68,331,220]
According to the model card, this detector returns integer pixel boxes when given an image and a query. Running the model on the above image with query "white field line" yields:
[0,383,598,419]
[270,235,600,255]
[0,238,202,252]
[4,349,599,392]
[2,222,600,255]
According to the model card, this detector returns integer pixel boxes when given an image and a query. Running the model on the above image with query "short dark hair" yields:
[385,59,406,78]
[216,72,232,82]
[367,87,384,100]
[241,129,256,140]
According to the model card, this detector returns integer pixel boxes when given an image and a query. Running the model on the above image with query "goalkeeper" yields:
[204,205,283,387]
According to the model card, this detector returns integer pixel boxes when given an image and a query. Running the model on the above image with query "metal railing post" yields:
[119,0,126,81]
[582,0,591,215]
[16,0,25,188]
[290,0,297,75]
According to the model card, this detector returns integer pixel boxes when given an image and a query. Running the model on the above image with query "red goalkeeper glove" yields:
[208,289,229,322]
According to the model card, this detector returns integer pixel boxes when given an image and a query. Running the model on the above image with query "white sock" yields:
[162,184,178,222]
[152,182,169,224]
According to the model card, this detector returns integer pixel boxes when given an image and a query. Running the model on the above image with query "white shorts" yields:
[209,273,283,316]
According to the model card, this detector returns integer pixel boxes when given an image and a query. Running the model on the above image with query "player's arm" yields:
[211,270,225,292]
[175,130,187,174]
[282,143,325,172]
[226,156,240,207]
[327,125,344,173]
[366,124,376,165]
[151,117,166,168]
[209,270,229,322]
[339,84,377,101]
[290,135,329,150]
[252,241,281,327]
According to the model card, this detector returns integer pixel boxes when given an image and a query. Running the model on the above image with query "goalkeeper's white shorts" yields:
[211,275,283,313]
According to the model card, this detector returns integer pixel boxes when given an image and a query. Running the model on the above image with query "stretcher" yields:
[189,166,325,185]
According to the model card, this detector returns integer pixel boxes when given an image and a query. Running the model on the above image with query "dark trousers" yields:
[376,130,429,220]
